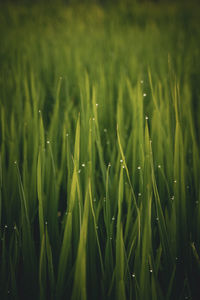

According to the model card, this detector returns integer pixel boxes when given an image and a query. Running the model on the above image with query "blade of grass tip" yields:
[71,180,90,300]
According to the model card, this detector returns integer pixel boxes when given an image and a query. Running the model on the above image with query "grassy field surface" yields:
[0,1,200,299]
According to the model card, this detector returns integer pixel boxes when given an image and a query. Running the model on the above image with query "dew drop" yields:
[143,93,147,97]
[46,140,50,144]
[132,273,136,278]
[81,163,85,167]
[138,193,142,197]
[158,165,161,168]
[137,166,141,170]
[112,216,115,221]
[104,128,107,133]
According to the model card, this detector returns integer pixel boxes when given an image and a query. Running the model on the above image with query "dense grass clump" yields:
[0,2,200,299]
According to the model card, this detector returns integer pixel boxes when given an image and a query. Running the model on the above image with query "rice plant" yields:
[0,1,200,299]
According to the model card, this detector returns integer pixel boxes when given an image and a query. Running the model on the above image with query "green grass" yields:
[0,1,200,299]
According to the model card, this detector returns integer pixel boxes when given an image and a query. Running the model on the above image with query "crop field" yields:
[0,1,200,299]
